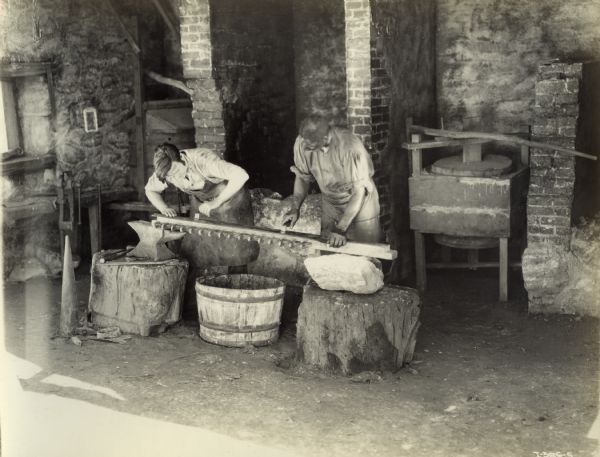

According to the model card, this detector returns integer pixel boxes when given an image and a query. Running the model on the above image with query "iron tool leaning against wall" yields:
[144,142,259,269]
[282,115,382,248]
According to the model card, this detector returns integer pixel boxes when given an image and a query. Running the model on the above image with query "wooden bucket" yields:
[195,274,285,347]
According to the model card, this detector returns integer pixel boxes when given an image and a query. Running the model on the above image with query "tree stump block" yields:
[296,283,421,374]
[88,251,189,336]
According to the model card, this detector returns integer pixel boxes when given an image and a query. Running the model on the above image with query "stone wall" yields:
[0,0,150,277]
[0,0,140,190]
[293,0,347,125]
[210,0,297,194]
[436,0,600,132]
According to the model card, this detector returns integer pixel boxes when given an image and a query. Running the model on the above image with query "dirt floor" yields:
[2,268,599,457]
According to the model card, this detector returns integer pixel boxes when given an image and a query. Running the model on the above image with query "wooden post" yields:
[463,143,482,163]
[414,231,426,292]
[410,134,423,177]
[132,16,146,200]
[499,237,508,301]
[88,204,100,254]
[520,145,529,166]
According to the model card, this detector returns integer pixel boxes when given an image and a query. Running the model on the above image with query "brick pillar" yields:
[370,35,392,231]
[344,0,391,235]
[522,62,581,313]
[179,0,225,155]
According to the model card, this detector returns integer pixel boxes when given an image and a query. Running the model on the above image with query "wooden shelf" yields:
[1,152,56,176]
[0,62,53,79]
[2,187,138,224]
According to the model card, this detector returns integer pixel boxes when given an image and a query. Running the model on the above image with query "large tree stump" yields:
[88,251,188,336]
[297,283,421,374]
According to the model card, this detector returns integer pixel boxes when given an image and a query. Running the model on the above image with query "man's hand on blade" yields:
[161,207,177,217]
[328,231,347,247]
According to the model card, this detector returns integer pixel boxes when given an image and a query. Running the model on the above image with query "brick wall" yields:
[178,0,225,154]
[522,62,582,312]
[528,63,581,245]
[369,39,392,230]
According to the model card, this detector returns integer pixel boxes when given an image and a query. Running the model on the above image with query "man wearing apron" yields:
[145,143,259,269]
[282,115,382,246]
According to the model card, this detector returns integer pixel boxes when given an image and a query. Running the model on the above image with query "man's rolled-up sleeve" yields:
[291,137,315,183]
[145,173,168,193]
[349,137,375,194]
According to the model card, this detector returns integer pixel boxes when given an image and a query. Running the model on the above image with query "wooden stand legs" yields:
[413,232,510,302]
[414,231,426,293]
[499,237,508,302]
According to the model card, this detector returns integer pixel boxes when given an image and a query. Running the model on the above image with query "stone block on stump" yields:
[304,254,384,294]
[297,283,421,375]
[88,251,188,336]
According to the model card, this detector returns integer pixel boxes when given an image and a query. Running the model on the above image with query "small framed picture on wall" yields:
[83,107,98,132]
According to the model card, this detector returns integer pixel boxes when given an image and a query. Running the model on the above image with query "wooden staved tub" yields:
[195,274,285,347]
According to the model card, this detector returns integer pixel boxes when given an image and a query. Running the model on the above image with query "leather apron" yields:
[179,182,259,268]
[320,186,382,244]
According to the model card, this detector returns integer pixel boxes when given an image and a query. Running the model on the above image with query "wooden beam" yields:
[153,215,398,260]
[402,138,489,150]
[149,0,179,40]
[105,0,140,54]
[410,125,597,161]
[146,71,193,96]
[414,231,426,292]
[143,99,192,110]
[132,17,146,200]
[1,152,55,176]
[0,62,52,78]
[427,261,521,269]
[499,237,508,302]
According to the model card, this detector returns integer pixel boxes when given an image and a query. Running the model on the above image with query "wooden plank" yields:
[409,207,510,237]
[0,80,20,152]
[46,66,56,133]
[153,215,398,260]
[427,261,521,269]
[1,152,55,176]
[88,204,101,254]
[402,138,489,150]
[409,174,512,212]
[105,0,140,54]
[414,231,426,292]
[0,62,52,78]
[143,99,193,110]
[499,237,508,301]
[108,201,190,214]
[411,124,597,161]
[2,197,56,223]
[149,0,179,39]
